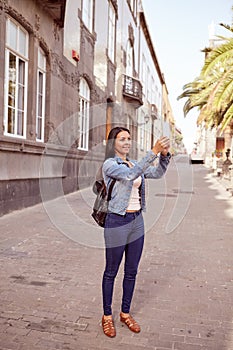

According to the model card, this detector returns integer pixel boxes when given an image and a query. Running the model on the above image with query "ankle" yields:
[103,315,113,320]
[120,312,129,318]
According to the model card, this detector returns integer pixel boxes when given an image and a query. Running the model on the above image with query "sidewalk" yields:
[206,163,233,197]
[0,158,233,350]
[214,174,233,197]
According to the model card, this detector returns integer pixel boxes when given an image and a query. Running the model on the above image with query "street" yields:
[0,155,233,350]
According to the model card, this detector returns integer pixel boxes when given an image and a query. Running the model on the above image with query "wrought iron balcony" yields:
[122,74,143,108]
[37,0,66,27]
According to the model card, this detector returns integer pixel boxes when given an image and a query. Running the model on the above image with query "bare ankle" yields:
[103,315,113,320]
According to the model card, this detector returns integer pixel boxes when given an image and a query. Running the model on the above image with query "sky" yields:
[142,0,233,152]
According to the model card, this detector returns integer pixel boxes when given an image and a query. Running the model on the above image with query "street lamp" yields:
[137,114,150,126]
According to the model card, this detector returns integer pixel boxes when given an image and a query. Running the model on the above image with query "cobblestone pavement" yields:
[0,155,233,350]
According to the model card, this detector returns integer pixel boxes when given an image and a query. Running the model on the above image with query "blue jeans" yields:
[102,211,144,316]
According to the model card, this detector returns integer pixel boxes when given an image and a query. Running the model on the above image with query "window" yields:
[4,18,28,138]
[126,40,133,76]
[141,55,146,96]
[146,67,150,101]
[36,48,46,142]
[82,0,93,32]
[155,85,159,106]
[129,0,137,17]
[78,78,90,150]
[158,90,162,117]
[108,1,116,63]
[139,110,145,151]
[151,77,155,103]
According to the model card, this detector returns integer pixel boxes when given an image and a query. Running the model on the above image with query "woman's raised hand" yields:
[152,136,170,156]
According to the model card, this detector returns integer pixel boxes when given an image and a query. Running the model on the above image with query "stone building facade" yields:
[0,0,175,216]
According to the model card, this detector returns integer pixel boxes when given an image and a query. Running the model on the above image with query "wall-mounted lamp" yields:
[137,114,150,126]
[144,114,150,124]
[72,50,80,62]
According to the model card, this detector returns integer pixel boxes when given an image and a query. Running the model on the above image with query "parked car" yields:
[190,150,204,164]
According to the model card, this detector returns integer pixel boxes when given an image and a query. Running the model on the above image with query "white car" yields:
[190,150,204,164]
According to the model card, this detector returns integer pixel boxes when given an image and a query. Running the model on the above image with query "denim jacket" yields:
[102,150,171,215]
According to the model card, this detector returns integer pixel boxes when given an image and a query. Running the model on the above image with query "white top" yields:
[126,176,142,211]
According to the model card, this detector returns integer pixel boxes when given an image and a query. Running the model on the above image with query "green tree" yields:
[178,11,233,132]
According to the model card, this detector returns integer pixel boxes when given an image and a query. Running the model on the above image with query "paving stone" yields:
[0,160,233,349]
[0,333,21,350]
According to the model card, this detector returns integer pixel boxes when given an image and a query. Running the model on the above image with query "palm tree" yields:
[178,13,233,133]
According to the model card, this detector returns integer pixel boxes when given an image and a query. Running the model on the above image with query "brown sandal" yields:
[120,313,141,333]
[102,316,116,338]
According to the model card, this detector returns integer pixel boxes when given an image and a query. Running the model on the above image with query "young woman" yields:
[101,126,171,338]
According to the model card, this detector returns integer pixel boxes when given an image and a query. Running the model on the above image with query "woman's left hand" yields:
[160,138,170,156]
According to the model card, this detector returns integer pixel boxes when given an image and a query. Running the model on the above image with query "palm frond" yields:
[201,39,233,77]
[219,23,233,33]
[213,73,233,110]
[178,12,233,132]
[219,103,233,131]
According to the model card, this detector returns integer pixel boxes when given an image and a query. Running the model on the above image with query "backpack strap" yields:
[107,179,116,201]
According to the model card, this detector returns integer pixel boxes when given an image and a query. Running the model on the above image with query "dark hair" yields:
[105,126,130,160]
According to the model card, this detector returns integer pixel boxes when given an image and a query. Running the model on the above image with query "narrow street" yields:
[0,155,233,350]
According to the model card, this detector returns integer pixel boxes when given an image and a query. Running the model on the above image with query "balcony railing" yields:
[37,0,66,27]
[122,74,143,108]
